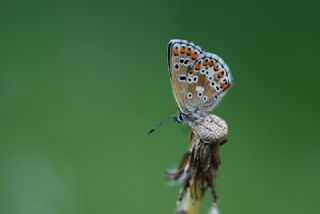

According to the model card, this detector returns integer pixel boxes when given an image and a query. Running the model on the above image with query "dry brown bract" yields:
[166,114,228,214]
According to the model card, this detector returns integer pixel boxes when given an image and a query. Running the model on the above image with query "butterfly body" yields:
[167,39,232,135]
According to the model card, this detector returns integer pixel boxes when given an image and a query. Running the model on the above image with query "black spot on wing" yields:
[179,76,186,81]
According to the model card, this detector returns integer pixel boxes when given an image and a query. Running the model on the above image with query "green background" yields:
[1,0,319,213]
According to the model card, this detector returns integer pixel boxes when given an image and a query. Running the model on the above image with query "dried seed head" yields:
[190,114,228,143]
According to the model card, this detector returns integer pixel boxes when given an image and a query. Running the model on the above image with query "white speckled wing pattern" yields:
[168,39,204,114]
[168,39,232,116]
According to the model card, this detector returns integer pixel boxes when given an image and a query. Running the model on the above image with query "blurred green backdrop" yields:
[1,0,320,213]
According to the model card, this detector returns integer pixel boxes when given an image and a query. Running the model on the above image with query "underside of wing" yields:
[167,39,204,113]
[185,53,232,113]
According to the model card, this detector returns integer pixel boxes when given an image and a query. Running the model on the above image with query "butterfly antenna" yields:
[147,114,176,135]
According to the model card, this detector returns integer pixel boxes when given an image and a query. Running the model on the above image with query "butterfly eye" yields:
[210,81,216,88]
[178,113,184,121]
[203,96,208,101]
[179,58,185,64]
[197,92,203,97]
[187,77,193,84]
[188,92,193,99]
[200,69,205,75]
[174,63,179,70]
[208,76,213,81]
[184,59,190,65]
[214,95,218,100]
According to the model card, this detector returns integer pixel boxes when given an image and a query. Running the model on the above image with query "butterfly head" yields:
[173,112,185,124]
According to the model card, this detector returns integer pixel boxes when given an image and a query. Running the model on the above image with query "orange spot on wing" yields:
[195,63,201,70]
[186,48,192,56]
[214,65,220,71]
[191,52,199,60]
[180,47,186,54]
[203,60,209,66]
[217,71,225,78]
[189,68,194,74]
[173,49,179,56]
[220,82,230,91]
[209,60,215,67]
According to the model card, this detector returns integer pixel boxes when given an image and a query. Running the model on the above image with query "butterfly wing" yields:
[168,39,232,116]
[167,39,205,114]
[185,52,232,114]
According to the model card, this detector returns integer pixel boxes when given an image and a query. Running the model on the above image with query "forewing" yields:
[167,39,204,113]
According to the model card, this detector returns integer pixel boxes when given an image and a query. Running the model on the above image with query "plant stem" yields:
[184,189,201,214]
[181,181,203,214]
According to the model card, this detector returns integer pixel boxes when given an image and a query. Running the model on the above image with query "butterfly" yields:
[148,39,232,134]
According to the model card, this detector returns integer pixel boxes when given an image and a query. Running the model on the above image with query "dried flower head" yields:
[167,114,228,214]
